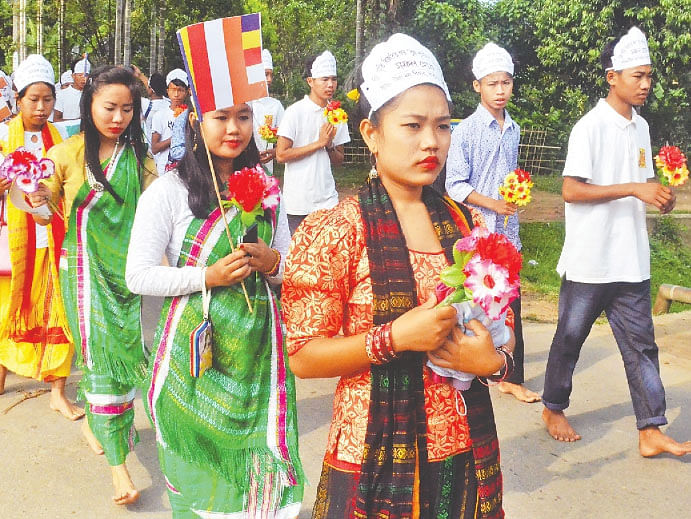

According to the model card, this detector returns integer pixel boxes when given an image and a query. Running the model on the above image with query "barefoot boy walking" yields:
[542,27,691,457]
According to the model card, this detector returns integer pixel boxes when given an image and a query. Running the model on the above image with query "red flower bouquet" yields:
[224,164,280,228]
[430,226,522,389]
[324,100,348,125]
[655,145,688,187]
[0,147,55,193]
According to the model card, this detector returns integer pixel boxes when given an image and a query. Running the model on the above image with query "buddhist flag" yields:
[177,13,268,119]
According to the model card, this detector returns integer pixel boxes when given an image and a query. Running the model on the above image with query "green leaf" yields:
[439,265,466,288]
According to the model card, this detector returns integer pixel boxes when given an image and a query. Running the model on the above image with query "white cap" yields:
[60,70,73,85]
[74,57,91,75]
[360,33,450,115]
[310,51,337,78]
[14,54,55,93]
[166,68,189,87]
[609,27,651,71]
[262,49,273,71]
[472,42,514,80]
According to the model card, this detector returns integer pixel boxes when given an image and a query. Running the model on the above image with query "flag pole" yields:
[195,112,254,313]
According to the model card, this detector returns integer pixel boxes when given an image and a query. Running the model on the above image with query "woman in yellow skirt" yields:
[0,54,83,421]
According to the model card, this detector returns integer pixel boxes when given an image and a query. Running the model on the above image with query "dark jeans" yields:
[287,214,307,236]
[542,279,667,430]
[506,293,525,384]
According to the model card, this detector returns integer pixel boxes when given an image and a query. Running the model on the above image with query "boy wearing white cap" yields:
[541,28,690,457]
[54,56,91,121]
[151,68,189,175]
[248,49,284,173]
[446,42,539,404]
[276,50,350,234]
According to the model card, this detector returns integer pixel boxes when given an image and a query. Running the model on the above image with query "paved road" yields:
[1,298,690,518]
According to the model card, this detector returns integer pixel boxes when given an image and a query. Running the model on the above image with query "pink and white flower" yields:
[463,255,519,320]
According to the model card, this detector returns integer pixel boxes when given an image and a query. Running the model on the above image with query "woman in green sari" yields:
[31,65,156,505]
[125,102,303,517]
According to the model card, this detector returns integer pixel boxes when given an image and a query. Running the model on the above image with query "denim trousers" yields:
[542,278,667,430]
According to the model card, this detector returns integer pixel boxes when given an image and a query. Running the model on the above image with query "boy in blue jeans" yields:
[541,27,690,456]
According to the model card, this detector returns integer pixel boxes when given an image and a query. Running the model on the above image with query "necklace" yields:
[85,138,120,192]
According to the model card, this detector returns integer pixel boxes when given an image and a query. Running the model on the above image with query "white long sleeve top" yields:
[126,171,290,297]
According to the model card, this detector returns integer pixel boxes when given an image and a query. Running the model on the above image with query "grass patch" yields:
[334,164,369,190]
[531,174,562,195]
[520,220,691,314]
[273,162,368,192]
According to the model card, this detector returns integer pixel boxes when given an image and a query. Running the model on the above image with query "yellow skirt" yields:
[0,248,73,381]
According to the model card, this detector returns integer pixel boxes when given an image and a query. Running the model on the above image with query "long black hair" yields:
[80,65,147,203]
[177,112,261,219]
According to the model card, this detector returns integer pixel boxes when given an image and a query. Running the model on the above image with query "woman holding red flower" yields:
[125,98,303,515]
[283,34,511,518]
[0,54,83,421]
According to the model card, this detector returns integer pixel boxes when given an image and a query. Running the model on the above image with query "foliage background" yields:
[2,0,689,150]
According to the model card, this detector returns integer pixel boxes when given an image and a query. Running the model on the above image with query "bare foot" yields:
[112,463,140,505]
[0,365,7,395]
[542,407,581,442]
[497,381,541,403]
[49,392,85,421]
[82,420,104,455]
[639,427,691,457]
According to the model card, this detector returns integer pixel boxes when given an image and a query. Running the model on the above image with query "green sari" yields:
[60,145,146,466]
[147,204,303,516]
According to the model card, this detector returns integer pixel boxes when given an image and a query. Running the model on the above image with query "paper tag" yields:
[638,148,646,168]
[190,318,213,378]
[9,183,53,218]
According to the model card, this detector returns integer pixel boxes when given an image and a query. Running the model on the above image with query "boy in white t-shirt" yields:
[249,49,284,173]
[54,57,90,121]
[276,51,350,234]
[541,28,690,457]
[151,69,189,175]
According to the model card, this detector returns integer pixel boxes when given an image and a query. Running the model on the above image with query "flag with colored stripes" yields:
[177,13,268,119]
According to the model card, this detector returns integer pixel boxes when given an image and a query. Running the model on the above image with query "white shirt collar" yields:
[597,98,637,129]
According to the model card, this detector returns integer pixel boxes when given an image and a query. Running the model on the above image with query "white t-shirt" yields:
[557,99,654,283]
[151,106,175,175]
[54,86,82,120]
[277,95,350,215]
[249,96,285,173]
[125,172,290,296]
[142,97,170,148]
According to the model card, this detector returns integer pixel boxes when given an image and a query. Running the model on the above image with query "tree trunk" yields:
[58,0,66,73]
[114,0,124,65]
[156,2,166,72]
[18,0,27,62]
[37,0,43,55]
[355,0,363,73]
[123,0,132,66]
[149,0,158,75]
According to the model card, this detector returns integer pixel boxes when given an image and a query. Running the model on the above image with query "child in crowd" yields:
[151,69,189,175]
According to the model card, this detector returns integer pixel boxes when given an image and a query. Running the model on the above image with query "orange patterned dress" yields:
[283,196,496,467]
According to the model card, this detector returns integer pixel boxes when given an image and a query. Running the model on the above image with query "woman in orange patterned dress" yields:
[282,35,514,519]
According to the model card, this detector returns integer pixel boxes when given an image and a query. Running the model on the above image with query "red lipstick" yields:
[418,156,439,170]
